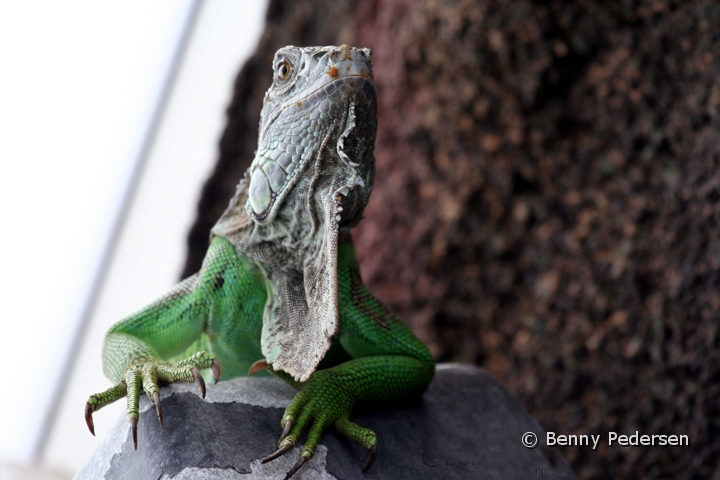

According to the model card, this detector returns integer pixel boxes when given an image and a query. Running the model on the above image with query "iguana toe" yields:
[190,366,206,398]
[248,358,268,376]
[278,417,293,446]
[131,417,138,450]
[85,381,128,436]
[84,402,95,436]
[284,455,308,480]
[152,391,164,426]
[211,358,222,384]
[363,443,378,472]
[334,417,378,472]
[261,441,294,463]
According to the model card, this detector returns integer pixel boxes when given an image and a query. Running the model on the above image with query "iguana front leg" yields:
[85,236,266,447]
[261,242,435,476]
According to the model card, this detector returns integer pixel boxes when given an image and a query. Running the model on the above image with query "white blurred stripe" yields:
[0,0,200,464]
[34,0,204,462]
[40,0,267,474]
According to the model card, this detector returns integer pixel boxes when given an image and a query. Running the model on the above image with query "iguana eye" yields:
[277,61,291,81]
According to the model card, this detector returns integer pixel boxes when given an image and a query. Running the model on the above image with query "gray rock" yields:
[75,364,576,480]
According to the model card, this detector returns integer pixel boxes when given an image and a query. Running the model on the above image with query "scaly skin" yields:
[85,236,264,443]
[262,241,434,473]
[85,45,435,479]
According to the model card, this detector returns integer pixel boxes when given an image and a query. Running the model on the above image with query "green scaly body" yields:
[85,45,435,479]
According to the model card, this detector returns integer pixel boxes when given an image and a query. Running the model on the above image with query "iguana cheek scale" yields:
[85,45,435,479]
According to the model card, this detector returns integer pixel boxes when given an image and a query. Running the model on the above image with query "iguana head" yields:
[247,45,377,229]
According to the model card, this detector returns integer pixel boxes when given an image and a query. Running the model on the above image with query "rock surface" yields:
[75,364,575,480]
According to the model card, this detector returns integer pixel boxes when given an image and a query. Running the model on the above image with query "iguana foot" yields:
[85,351,220,449]
[261,369,378,478]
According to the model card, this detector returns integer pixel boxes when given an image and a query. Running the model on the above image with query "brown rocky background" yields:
[181,1,720,478]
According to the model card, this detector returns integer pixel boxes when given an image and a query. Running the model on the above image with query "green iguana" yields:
[85,45,435,479]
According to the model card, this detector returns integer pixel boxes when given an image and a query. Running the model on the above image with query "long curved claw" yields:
[284,456,308,480]
[333,417,377,472]
[85,382,128,437]
[211,359,222,384]
[131,417,138,450]
[85,403,95,436]
[248,358,268,377]
[278,418,293,446]
[152,391,164,427]
[261,443,293,464]
[362,443,378,472]
[190,366,206,399]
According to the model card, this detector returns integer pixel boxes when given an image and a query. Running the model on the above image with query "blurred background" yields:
[0,1,266,478]
[2,0,719,479]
